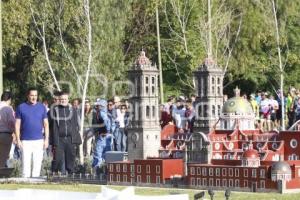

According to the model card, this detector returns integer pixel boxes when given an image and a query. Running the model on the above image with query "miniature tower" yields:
[127,50,161,161]
[193,57,224,133]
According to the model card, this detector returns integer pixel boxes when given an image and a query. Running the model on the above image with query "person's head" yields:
[52,90,61,104]
[191,94,196,102]
[84,99,91,112]
[72,98,80,108]
[270,95,274,100]
[1,91,12,104]
[120,104,127,113]
[223,94,228,102]
[261,92,267,100]
[60,91,69,106]
[107,99,114,111]
[43,100,49,107]
[186,100,193,109]
[257,91,262,96]
[113,96,121,107]
[27,87,38,104]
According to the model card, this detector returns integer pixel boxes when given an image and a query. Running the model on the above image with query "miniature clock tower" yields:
[127,50,161,160]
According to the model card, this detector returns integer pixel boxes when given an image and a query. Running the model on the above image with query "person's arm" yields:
[43,118,49,149]
[15,119,22,149]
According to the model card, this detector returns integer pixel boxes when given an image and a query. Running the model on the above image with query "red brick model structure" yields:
[107,51,300,193]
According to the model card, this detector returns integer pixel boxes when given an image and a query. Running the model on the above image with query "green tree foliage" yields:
[2,0,300,103]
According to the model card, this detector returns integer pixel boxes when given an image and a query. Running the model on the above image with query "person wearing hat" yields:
[92,99,112,170]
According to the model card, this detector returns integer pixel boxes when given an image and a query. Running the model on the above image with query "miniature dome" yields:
[222,97,253,115]
[135,50,151,66]
[271,161,292,182]
[242,149,259,159]
[271,161,291,175]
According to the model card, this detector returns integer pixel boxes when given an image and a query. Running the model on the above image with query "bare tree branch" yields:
[30,3,61,91]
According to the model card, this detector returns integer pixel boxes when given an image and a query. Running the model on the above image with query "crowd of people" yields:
[1,86,300,178]
[159,88,300,132]
[0,88,130,177]
[248,88,300,131]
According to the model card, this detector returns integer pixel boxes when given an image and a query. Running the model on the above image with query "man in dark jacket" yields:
[51,91,82,174]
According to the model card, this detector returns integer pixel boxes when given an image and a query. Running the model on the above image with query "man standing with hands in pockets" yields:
[15,88,49,178]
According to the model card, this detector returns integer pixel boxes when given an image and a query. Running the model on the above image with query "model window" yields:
[222,168,227,176]
[229,179,233,187]
[209,178,214,187]
[260,180,265,189]
[209,168,214,176]
[116,164,120,172]
[244,180,248,188]
[123,175,127,182]
[110,174,114,182]
[216,168,220,176]
[146,106,150,118]
[235,179,239,187]
[244,169,248,177]
[137,165,141,173]
[152,106,156,118]
[202,178,207,186]
[191,178,196,186]
[235,168,239,177]
[156,165,161,174]
[202,167,207,176]
[190,167,195,175]
[116,174,120,182]
[147,175,151,183]
[109,164,114,172]
[130,165,135,172]
[290,139,298,148]
[123,164,127,172]
[197,167,201,175]
[146,165,151,173]
[252,169,257,178]
[137,175,141,183]
[156,176,160,184]
[260,169,265,178]
[222,179,227,187]
[229,168,233,177]
[197,178,201,186]
[216,179,220,187]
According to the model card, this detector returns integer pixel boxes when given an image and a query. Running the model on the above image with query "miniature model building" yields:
[107,52,300,193]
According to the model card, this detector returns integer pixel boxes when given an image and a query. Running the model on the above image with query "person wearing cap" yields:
[92,99,112,170]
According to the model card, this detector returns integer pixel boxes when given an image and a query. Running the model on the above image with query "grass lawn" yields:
[0,183,300,200]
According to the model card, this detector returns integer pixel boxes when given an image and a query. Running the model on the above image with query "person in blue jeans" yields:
[92,99,112,169]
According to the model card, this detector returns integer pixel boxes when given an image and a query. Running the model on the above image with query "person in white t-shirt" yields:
[259,92,271,131]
